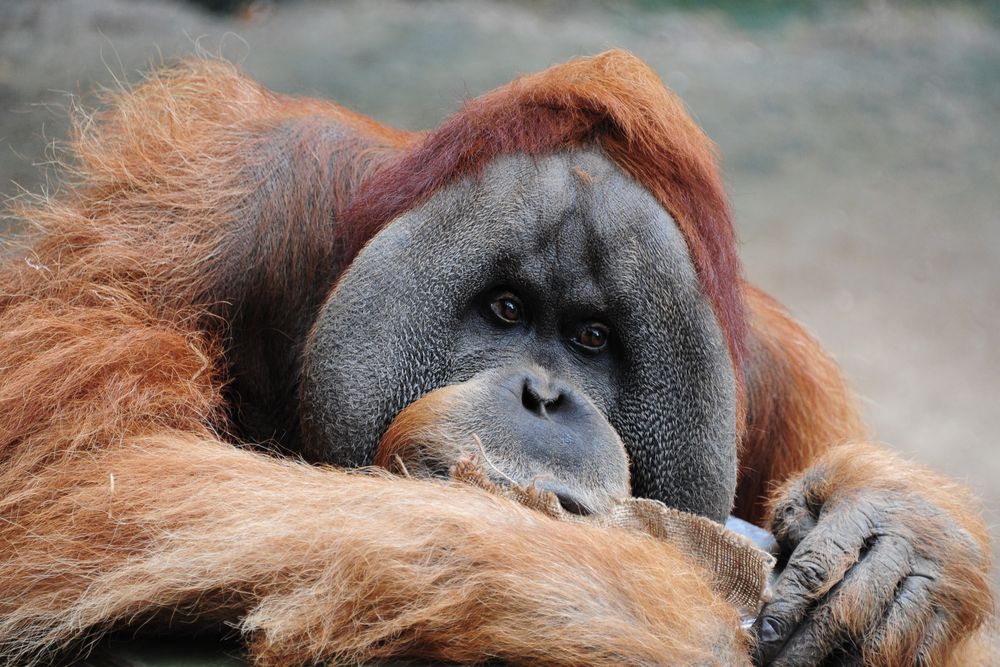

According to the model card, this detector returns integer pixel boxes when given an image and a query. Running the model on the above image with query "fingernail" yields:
[759,616,781,643]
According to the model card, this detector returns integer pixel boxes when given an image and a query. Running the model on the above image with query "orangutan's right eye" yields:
[487,291,524,326]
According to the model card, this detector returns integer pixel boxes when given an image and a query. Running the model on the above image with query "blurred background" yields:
[1,0,998,589]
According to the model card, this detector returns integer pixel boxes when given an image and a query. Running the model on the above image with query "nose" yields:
[520,373,568,417]
[482,366,631,514]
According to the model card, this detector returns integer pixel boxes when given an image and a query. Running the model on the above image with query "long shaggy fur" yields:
[0,56,748,666]
[0,52,992,664]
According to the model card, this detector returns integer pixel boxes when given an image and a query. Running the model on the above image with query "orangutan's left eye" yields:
[572,322,610,353]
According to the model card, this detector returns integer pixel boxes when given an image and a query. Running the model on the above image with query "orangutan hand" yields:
[751,443,992,666]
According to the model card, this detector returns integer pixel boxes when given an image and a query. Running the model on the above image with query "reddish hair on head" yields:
[342,49,746,370]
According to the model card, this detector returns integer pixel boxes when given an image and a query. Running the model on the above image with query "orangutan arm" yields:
[1,434,752,667]
[0,297,746,667]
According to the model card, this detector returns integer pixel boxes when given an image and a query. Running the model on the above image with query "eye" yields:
[572,322,611,353]
[487,291,524,326]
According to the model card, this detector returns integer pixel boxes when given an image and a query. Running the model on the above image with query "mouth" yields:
[374,373,632,517]
[531,480,594,515]
[377,425,611,516]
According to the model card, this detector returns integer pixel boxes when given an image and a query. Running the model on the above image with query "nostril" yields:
[521,379,543,414]
[521,375,568,417]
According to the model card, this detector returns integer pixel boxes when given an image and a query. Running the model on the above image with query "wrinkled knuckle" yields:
[772,480,815,514]
[788,554,829,591]
[847,496,884,526]
[895,579,933,613]
[770,498,799,531]
[771,502,822,552]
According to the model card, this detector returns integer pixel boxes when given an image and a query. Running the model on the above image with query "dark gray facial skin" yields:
[373,365,633,516]
[299,148,738,522]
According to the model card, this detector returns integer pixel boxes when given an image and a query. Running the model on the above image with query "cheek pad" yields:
[299,210,487,466]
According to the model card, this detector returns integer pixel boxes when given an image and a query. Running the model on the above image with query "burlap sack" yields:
[450,458,775,619]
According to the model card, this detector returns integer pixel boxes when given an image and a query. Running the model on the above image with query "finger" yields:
[862,561,940,664]
[768,481,819,554]
[832,533,916,634]
[752,508,876,664]
[766,606,845,667]
[768,533,913,666]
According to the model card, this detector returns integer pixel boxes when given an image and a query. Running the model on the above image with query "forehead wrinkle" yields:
[540,155,604,314]
[588,157,682,259]
[544,152,628,313]
[575,156,645,310]
[458,154,549,278]
[495,154,578,304]
[466,149,666,314]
